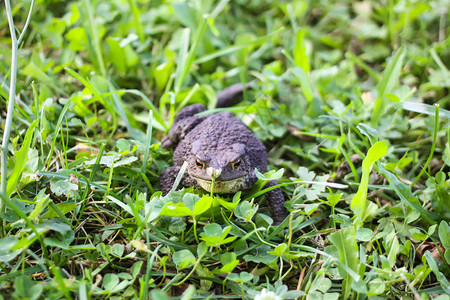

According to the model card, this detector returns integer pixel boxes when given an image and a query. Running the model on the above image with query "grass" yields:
[0,0,449,299]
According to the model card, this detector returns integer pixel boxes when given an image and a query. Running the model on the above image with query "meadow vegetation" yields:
[0,0,449,299]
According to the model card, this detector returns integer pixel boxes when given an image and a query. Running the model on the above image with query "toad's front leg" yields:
[264,180,288,225]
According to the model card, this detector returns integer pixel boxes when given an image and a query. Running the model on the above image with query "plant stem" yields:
[1,0,19,212]
[1,0,35,225]
[411,104,440,186]
[17,0,35,44]
[193,216,200,244]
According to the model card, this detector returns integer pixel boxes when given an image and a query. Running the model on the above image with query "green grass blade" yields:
[425,251,450,294]
[411,104,440,186]
[174,0,231,94]
[0,193,48,259]
[210,0,230,18]
[108,83,132,138]
[64,66,106,106]
[141,110,153,174]
[194,27,284,65]
[400,101,450,119]
[351,141,387,222]
[127,0,144,42]
[378,165,438,222]
[293,28,310,73]
[175,17,208,94]
[6,120,38,197]
[174,28,191,94]
[45,100,73,170]
[292,67,314,102]
[80,0,106,76]
[371,46,406,127]
[346,52,381,82]
[114,89,166,129]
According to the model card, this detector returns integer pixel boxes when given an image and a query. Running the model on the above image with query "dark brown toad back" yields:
[160,98,287,224]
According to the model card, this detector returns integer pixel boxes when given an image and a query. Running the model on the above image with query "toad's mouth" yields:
[191,176,245,193]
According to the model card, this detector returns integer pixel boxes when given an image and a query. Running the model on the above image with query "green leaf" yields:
[192,195,213,216]
[154,61,175,91]
[164,193,213,218]
[150,290,169,300]
[172,2,199,29]
[183,193,200,211]
[304,203,320,215]
[357,123,378,142]
[0,237,21,262]
[227,271,253,283]
[367,279,386,296]
[351,141,387,221]
[217,192,241,211]
[112,244,124,258]
[42,203,77,220]
[269,243,288,257]
[292,67,314,102]
[168,217,187,234]
[28,190,51,222]
[103,273,120,291]
[214,252,239,274]
[351,280,368,294]
[173,249,196,270]
[255,168,284,181]
[107,37,127,73]
[64,66,107,107]
[235,201,258,222]
[203,223,223,237]
[111,279,131,293]
[160,202,191,217]
[439,221,450,249]
[310,276,332,293]
[44,237,69,249]
[386,234,400,267]
[428,224,437,236]
[50,179,78,196]
[116,139,130,154]
[327,193,341,206]
[196,263,214,291]
[293,28,310,72]
[65,27,88,51]
[425,251,450,294]
[197,242,207,258]
[13,275,43,300]
[378,165,438,221]
[7,120,39,197]
[200,224,237,247]
[22,62,65,95]
[328,226,359,298]
[297,166,316,181]
[355,228,374,242]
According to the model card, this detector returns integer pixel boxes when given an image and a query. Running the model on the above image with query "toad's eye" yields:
[231,159,241,169]
[195,159,205,169]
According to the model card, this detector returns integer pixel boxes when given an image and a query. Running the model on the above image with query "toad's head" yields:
[187,141,252,193]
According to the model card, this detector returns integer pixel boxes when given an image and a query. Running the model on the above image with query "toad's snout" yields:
[206,167,222,179]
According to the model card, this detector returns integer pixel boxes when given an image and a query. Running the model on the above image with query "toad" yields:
[160,86,287,224]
